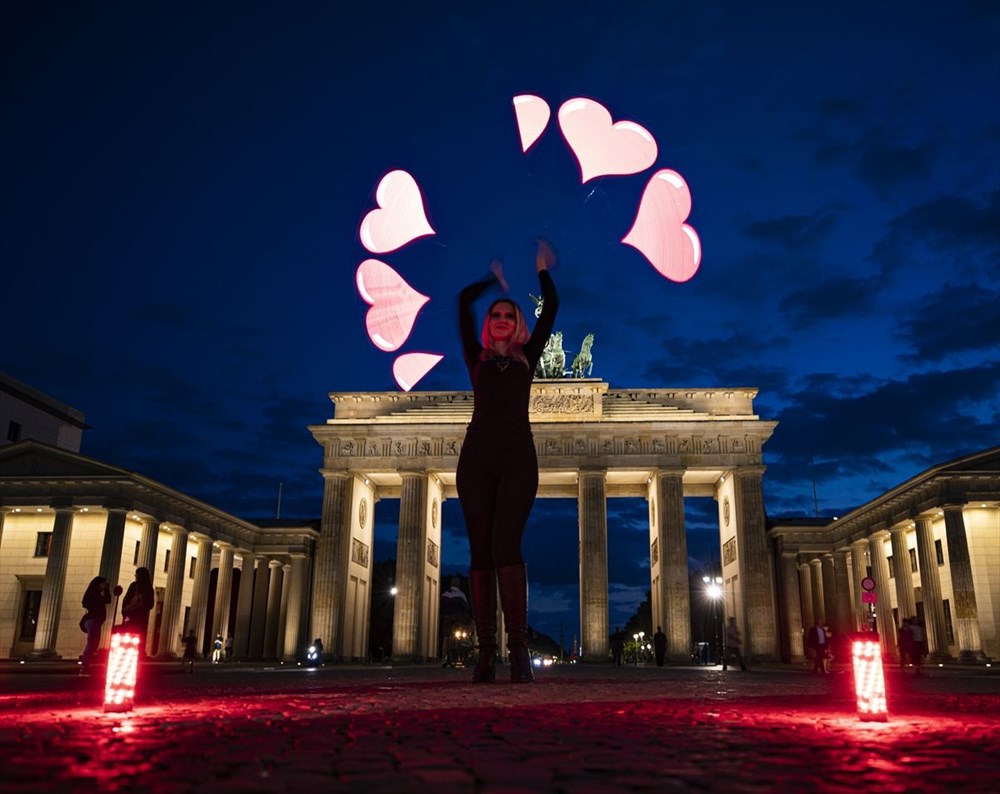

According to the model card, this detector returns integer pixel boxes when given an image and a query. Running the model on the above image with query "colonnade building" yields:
[1,374,997,664]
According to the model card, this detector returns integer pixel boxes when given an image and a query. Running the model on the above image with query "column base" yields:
[957,649,989,664]
[27,649,62,660]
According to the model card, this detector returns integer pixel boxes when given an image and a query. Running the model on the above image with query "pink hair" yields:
[480,299,530,366]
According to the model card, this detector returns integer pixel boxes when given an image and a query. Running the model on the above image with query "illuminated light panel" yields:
[622,169,702,283]
[557,97,657,183]
[512,94,551,153]
[393,352,444,391]
[359,170,435,254]
[851,640,888,722]
[104,630,140,712]
[356,259,430,352]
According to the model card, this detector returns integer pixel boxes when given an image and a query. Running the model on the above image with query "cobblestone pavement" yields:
[1,661,998,793]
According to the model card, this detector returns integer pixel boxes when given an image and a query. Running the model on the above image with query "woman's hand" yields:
[535,239,557,272]
[490,258,509,292]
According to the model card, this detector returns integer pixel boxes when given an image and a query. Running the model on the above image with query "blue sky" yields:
[3,1,998,639]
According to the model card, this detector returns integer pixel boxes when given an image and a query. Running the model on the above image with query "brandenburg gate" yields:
[308,380,778,663]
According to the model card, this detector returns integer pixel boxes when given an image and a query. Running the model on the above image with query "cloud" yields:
[742,208,840,250]
[898,285,1000,363]
[777,274,882,330]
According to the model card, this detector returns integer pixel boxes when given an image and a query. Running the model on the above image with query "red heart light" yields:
[558,97,657,183]
[622,169,702,283]
[355,259,430,352]
[359,170,435,254]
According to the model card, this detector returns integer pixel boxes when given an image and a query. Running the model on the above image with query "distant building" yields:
[0,372,87,452]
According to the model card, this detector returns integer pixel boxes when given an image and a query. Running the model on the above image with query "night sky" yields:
[3,2,998,640]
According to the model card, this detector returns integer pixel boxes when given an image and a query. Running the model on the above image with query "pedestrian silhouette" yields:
[653,626,667,667]
[723,617,748,671]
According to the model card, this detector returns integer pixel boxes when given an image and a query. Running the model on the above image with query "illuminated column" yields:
[914,516,951,660]
[98,507,128,588]
[275,562,291,660]
[780,553,805,661]
[157,526,190,657]
[233,553,259,660]
[311,473,354,657]
[579,470,609,660]
[832,550,853,636]
[211,543,235,644]
[187,537,213,648]
[850,540,869,631]
[889,526,917,620]
[809,558,825,623]
[0,510,5,550]
[263,559,284,659]
[136,517,160,573]
[821,555,837,627]
[650,470,689,661]
[943,504,984,661]
[733,469,778,660]
[868,532,896,657]
[393,472,428,661]
[32,506,75,657]
[797,562,815,633]
[282,554,309,660]
[247,557,272,660]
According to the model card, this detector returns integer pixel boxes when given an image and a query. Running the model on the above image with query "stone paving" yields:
[0,660,998,793]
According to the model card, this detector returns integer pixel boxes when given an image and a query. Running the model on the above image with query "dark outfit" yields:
[122,578,155,656]
[80,582,111,672]
[806,624,829,673]
[653,628,667,667]
[457,269,558,684]
[610,629,626,667]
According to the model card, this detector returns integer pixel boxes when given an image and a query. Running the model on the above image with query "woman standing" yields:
[456,239,558,683]
[122,566,155,657]
[79,576,111,674]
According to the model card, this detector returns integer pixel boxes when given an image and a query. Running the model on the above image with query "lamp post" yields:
[703,575,723,665]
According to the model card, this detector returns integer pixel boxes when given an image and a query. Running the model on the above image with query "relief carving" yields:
[545,439,561,454]
[427,539,439,568]
[351,537,370,568]
[530,394,594,414]
[652,439,665,453]
[651,538,659,566]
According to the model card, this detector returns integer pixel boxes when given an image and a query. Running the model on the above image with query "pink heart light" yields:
[393,352,444,392]
[356,259,430,351]
[512,94,551,153]
[622,169,702,283]
[558,98,658,183]
[359,170,435,254]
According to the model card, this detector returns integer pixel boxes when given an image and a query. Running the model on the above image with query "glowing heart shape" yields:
[393,352,443,391]
[513,94,551,153]
[622,169,702,283]
[356,259,430,351]
[359,170,435,254]
[558,98,657,183]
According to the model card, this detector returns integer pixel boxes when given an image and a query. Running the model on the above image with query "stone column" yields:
[809,558,825,624]
[157,526,190,657]
[136,517,160,573]
[187,537,213,649]
[797,562,814,634]
[780,553,805,661]
[943,504,984,661]
[282,554,309,660]
[868,531,896,657]
[0,510,5,550]
[32,506,75,657]
[850,540,869,631]
[98,507,128,588]
[263,559,284,659]
[247,557,272,660]
[652,470,689,661]
[733,469,778,660]
[276,562,291,660]
[233,553,257,659]
[821,555,837,626]
[393,473,428,661]
[914,516,951,660]
[832,550,853,636]
[889,526,917,620]
[211,544,235,644]
[311,473,354,657]
[579,470,609,661]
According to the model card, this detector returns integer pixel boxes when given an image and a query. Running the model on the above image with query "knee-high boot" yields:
[497,563,533,683]
[469,569,497,683]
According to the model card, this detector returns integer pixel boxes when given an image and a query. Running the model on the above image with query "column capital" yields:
[268,559,284,570]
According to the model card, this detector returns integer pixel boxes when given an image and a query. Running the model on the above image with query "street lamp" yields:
[703,575,723,665]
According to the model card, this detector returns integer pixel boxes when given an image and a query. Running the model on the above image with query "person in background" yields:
[805,618,829,674]
[456,240,558,684]
[181,630,197,673]
[653,626,667,667]
[79,576,111,675]
[723,617,748,671]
